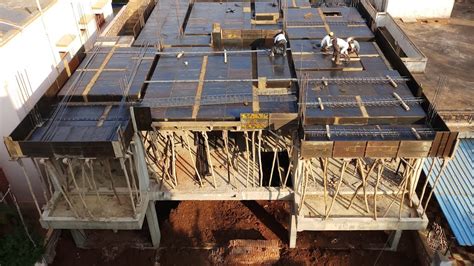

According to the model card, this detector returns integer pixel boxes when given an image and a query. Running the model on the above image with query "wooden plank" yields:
[333,141,366,157]
[301,141,333,158]
[397,141,431,157]
[442,132,459,158]
[365,141,400,158]
[435,132,450,157]
[429,132,443,157]
[192,56,208,119]
[317,8,331,34]
[355,96,369,118]
[82,46,117,101]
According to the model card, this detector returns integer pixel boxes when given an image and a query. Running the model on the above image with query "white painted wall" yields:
[0,0,113,204]
[375,0,455,19]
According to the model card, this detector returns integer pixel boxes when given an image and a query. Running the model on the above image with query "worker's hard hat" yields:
[329,32,334,37]
[347,37,354,42]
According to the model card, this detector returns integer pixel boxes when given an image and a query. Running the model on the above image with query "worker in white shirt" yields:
[271,31,287,56]
[346,37,360,55]
[320,32,334,52]
[328,37,349,64]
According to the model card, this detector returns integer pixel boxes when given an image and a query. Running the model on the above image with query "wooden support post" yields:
[65,159,93,218]
[269,148,277,186]
[244,131,250,188]
[42,160,79,218]
[374,160,384,220]
[85,159,100,201]
[169,133,178,187]
[348,159,377,210]
[323,158,329,216]
[252,131,257,187]
[359,158,370,213]
[326,161,348,219]
[283,145,293,188]
[119,157,137,218]
[276,151,283,186]
[105,159,122,205]
[184,131,203,187]
[298,161,309,215]
[399,159,412,219]
[223,130,234,187]
[127,156,139,200]
[258,130,263,187]
[202,131,217,188]
[418,158,436,208]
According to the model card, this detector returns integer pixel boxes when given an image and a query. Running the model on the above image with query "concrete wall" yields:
[375,0,455,19]
[0,0,113,204]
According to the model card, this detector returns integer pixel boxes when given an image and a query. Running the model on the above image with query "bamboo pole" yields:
[326,161,348,219]
[202,131,217,188]
[184,131,203,187]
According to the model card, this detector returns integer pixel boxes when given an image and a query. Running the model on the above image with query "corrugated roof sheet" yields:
[423,138,474,246]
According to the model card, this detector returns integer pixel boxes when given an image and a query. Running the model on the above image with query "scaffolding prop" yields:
[295,156,439,221]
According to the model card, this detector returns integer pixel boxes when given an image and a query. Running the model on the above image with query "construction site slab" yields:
[58,47,155,101]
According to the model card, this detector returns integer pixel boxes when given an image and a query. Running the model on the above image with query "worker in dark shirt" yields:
[331,37,341,65]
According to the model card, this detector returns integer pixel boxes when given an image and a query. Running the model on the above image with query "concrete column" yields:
[388,230,403,251]
[70,229,87,248]
[146,201,161,248]
[289,214,297,248]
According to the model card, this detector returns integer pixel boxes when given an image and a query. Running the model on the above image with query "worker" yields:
[320,32,334,52]
[330,38,349,64]
[271,31,287,56]
[346,37,360,55]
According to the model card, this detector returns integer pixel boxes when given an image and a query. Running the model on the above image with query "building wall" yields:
[376,0,455,19]
[0,0,113,204]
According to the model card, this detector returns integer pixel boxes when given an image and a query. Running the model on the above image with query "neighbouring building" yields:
[0,0,113,205]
